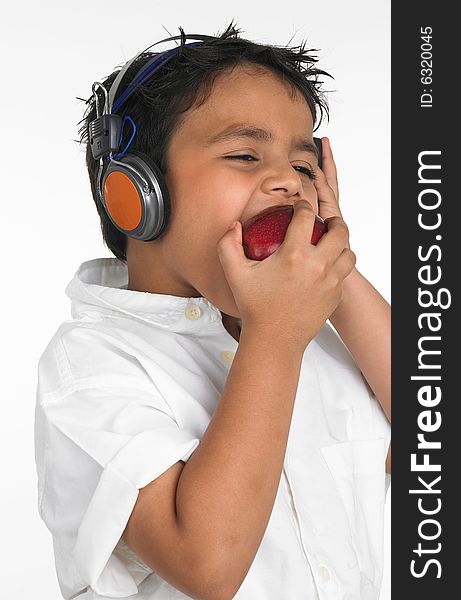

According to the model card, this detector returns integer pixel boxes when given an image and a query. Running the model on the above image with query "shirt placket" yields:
[282,466,321,599]
[283,459,344,600]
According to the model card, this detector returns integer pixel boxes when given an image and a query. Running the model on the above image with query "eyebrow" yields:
[204,123,319,161]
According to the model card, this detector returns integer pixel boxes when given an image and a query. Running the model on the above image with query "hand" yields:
[314,137,344,221]
[313,137,350,251]
[217,199,356,352]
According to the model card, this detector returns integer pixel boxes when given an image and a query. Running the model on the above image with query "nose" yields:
[260,160,304,202]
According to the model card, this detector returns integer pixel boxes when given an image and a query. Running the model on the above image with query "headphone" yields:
[89,33,219,242]
[89,34,324,242]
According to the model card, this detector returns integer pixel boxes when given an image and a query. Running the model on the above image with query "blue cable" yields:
[112,115,136,160]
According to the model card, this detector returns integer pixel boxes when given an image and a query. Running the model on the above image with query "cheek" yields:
[173,163,245,212]
[200,178,249,230]
[165,203,228,269]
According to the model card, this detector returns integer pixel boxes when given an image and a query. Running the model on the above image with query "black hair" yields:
[76,19,333,262]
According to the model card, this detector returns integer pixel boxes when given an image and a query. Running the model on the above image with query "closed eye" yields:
[224,155,316,180]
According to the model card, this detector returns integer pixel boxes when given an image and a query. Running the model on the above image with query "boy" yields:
[35,22,391,600]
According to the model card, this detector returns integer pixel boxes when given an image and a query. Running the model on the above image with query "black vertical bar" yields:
[392,2,458,597]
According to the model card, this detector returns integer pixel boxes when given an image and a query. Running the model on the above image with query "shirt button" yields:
[220,350,235,364]
[319,566,331,582]
[185,304,202,320]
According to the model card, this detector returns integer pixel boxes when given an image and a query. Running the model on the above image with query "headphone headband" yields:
[108,34,218,114]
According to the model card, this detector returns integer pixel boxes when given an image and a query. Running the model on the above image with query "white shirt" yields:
[34,257,391,600]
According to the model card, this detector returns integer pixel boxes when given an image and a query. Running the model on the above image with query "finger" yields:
[332,247,356,280]
[314,216,350,261]
[216,221,248,277]
[321,137,339,200]
[312,166,341,214]
[280,198,316,253]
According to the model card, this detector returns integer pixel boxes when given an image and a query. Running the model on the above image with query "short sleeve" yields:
[37,380,200,598]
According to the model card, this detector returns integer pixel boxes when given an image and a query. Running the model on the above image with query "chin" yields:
[205,287,241,321]
[219,301,241,321]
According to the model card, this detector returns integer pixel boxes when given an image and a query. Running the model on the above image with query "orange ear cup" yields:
[103,171,143,231]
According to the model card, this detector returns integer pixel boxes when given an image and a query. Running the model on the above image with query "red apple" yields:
[242,205,327,261]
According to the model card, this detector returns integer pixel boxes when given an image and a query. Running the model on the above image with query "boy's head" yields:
[78,21,332,320]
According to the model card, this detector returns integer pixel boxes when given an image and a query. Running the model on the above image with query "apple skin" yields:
[242,205,327,261]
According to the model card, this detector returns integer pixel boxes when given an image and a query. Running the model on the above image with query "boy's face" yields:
[127,63,319,321]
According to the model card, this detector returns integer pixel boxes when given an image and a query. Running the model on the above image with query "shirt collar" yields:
[65,257,227,335]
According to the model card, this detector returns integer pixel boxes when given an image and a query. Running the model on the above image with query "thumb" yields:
[217,220,247,272]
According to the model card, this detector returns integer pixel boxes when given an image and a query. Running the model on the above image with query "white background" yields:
[0,1,390,597]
